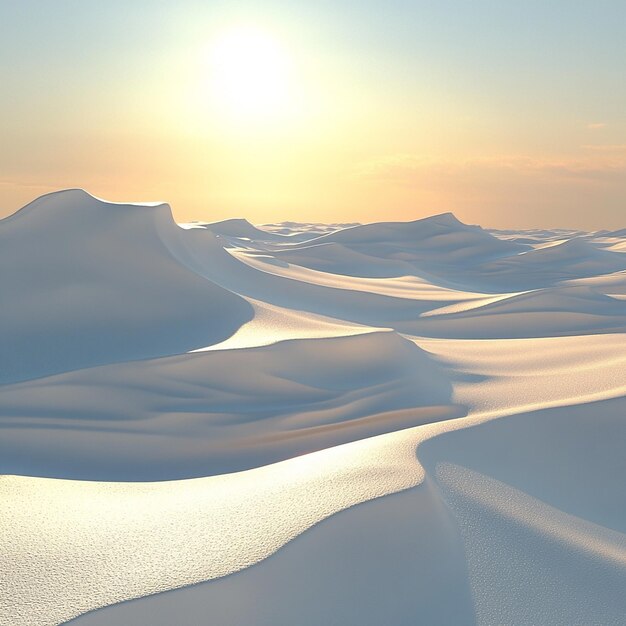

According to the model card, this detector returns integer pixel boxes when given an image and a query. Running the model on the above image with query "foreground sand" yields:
[2,190,626,625]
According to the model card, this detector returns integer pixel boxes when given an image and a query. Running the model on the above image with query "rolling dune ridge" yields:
[2,190,626,625]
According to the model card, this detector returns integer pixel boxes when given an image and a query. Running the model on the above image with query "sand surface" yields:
[2,190,626,625]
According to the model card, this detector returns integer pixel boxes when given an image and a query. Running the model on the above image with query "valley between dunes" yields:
[3,190,626,625]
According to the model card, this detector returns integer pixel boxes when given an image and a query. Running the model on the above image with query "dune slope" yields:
[0,190,252,383]
[0,331,463,480]
[2,192,626,626]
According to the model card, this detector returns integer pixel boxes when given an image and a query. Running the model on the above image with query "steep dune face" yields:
[4,192,626,626]
[0,190,253,383]
[163,225,456,326]
[418,396,626,625]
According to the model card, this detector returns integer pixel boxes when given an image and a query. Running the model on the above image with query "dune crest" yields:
[0,189,253,383]
[3,190,626,626]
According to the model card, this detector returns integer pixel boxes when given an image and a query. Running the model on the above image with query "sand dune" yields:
[473,237,626,289]
[404,285,626,338]
[266,213,528,283]
[272,241,418,278]
[3,190,626,626]
[0,332,463,480]
[201,217,291,243]
[0,190,252,383]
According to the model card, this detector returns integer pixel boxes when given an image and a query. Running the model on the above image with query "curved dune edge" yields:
[64,482,475,626]
[62,395,626,626]
[0,189,254,383]
[0,331,463,481]
[1,424,437,626]
[3,394,626,626]
[3,192,626,625]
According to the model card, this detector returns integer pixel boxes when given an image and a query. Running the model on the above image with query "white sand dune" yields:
[402,285,626,338]
[61,400,626,626]
[272,240,420,278]
[260,220,359,239]
[0,331,463,480]
[472,237,626,290]
[313,212,525,260]
[265,213,529,284]
[0,190,253,383]
[2,190,626,626]
[201,217,292,243]
[63,483,476,626]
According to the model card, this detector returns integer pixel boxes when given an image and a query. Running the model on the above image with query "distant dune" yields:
[3,190,626,626]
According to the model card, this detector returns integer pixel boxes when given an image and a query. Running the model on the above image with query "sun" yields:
[207,27,294,122]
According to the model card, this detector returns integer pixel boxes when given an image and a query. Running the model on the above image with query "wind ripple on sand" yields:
[4,195,626,625]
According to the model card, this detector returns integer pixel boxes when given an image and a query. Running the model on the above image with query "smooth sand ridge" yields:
[0,331,464,480]
[254,213,529,285]
[65,399,626,626]
[236,247,495,300]
[3,191,626,625]
[6,356,626,626]
[200,217,296,243]
[202,297,378,350]
[65,481,476,626]
[1,425,436,626]
[162,221,468,325]
[61,356,626,626]
[250,215,626,292]
[0,189,253,383]
[397,285,626,338]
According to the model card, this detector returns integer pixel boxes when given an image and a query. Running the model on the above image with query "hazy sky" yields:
[1,0,625,228]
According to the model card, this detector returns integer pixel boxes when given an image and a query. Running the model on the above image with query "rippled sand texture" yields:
[2,190,626,625]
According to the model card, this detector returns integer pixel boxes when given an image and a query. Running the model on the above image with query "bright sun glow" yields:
[207,27,294,122]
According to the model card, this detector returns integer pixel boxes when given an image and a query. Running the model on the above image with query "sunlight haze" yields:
[0,0,624,228]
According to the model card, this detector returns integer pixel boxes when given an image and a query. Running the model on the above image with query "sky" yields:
[0,0,624,229]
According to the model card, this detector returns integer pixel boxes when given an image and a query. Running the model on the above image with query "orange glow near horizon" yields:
[1,3,625,230]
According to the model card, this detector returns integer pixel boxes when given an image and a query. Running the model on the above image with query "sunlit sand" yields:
[2,190,626,625]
